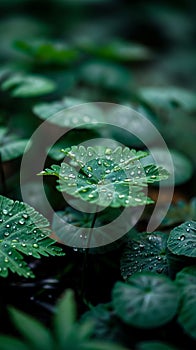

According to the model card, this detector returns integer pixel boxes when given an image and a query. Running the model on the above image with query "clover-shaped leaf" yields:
[0,195,64,278]
[40,146,169,208]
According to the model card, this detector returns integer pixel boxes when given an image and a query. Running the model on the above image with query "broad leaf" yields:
[9,307,54,350]
[1,73,56,97]
[0,195,64,278]
[167,221,196,257]
[162,198,196,227]
[120,232,168,279]
[78,60,131,91]
[40,146,169,208]
[33,98,104,128]
[0,129,30,162]
[176,266,196,339]
[112,273,179,328]
[139,87,196,112]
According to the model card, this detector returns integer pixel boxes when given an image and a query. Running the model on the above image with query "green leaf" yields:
[112,273,179,328]
[78,60,131,91]
[141,148,193,186]
[0,131,30,162]
[81,341,129,350]
[79,39,152,62]
[176,266,196,339]
[120,232,168,279]
[54,289,77,344]
[136,341,178,350]
[0,336,29,350]
[167,221,196,257]
[139,87,196,112]
[14,39,80,65]
[1,73,56,97]
[162,198,196,227]
[0,195,64,278]
[33,98,104,128]
[40,146,169,208]
[9,307,54,350]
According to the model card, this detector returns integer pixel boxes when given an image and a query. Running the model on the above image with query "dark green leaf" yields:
[162,198,196,227]
[112,273,179,328]
[136,341,178,350]
[0,336,29,350]
[120,232,168,279]
[176,266,196,339]
[0,135,30,162]
[9,307,54,350]
[167,221,196,257]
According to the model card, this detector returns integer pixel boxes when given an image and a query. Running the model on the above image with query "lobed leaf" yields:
[167,220,196,257]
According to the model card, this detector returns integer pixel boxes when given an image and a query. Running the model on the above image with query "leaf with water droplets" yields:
[0,195,64,278]
[167,220,196,257]
[33,99,104,129]
[112,272,180,328]
[120,232,168,279]
[41,146,169,208]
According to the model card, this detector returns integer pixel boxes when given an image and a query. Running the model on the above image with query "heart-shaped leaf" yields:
[167,221,196,257]
[120,232,168,279]
[112,272,179,328]
[0,195,64,278]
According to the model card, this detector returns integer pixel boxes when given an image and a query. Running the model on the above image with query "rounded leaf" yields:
[167,221,196,257]
[112,273,179,328]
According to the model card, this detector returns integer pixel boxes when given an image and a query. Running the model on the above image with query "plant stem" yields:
[81,209,98,300]
[0,151,7,195]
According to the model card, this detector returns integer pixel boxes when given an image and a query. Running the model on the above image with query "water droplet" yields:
[33,229,37,233]
[21,243,26,247]
[88,174,92,178]
[9,212,13,216]
[33,244,39,248]
[2,209,8,215]
[8,251,12,255]
[186,228,190,232]
[0,219,3,223]
[73,247,78,252]
[22,214,28,219]
[180,235,185,241]
[19,219,25,225]
[156,268,163,274]
[6,224,10,228]
[118,194,125,199]
[105,169,111,174]
[4,232,10,237]
[4,257,9,263]
[188,223,191,227]
[28,252,33,256]
[131,171,134,176]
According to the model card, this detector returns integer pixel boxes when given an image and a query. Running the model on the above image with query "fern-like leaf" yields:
[0,195,64,278]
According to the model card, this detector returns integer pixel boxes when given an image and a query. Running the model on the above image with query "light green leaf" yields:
[1,73,56,97]
[139,87,196,112]
[120,232,168,279]
[79,39,152,62]
[33,98,104,128]
[167,221,196,257]
[0,195,64,278]
[9,307,54,350]
[40,146,169,208]
[176,266,196,339]
[112,273,179,328]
